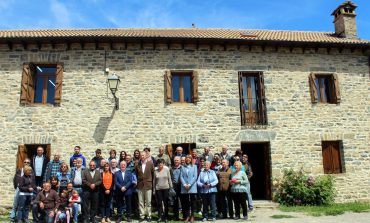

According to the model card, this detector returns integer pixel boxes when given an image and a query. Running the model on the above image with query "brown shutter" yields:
[332,73,341,104]
[46,144,51,160]
[309,73,318,103]
[20,63,35,104]
[322,142,332,174]
[54,63,64,105]
[165,70,172,103]
[17,145,28,169]
[166,144,173,159]
[238,72,246,125]
[192,71,199,103]
[257,72,267,125]
[330,142,342,173]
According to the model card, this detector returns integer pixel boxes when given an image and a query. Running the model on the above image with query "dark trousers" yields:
[100,190,113,218]
[17,195,32,221]
[117,192,132,219]
[172,187,181,220]
[32,205,54,223]
[83,190,99,221]
[156,189,169,220]
[131,191,139,217]
[232,192,248,218]
[180,193,196,218]
[217,190,234,218]
[35,176,43,188]
[201,193,216,219]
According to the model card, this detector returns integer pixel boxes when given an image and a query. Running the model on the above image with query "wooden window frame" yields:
[322,141,344,174]
[20,62,64,106]
[165,70,199,104]
[238,71,267,126]
[309,73,340,104]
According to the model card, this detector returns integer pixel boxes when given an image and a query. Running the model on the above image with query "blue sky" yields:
[0,0,369,39]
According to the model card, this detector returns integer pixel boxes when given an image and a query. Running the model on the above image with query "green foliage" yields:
[270,214,296,219]
[274,169,336,206]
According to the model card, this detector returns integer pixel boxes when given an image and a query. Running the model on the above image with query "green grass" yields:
[279,202,370,216]
[270,214,296,219]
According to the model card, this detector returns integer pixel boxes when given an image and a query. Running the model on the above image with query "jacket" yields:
[217,167,232,191]
[135,161,154,190]
[13,168,35,189]
[31,155,50,178]
[18,175,37,193]
[197,169,218,193]
[180,164,198,194]
[34,189,60,210]
[82,168,102,191]
[114,170,135,196]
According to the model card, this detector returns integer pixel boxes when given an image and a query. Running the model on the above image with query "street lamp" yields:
[107,74,120,110]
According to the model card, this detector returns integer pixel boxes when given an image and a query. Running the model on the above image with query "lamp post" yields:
[107,74,120,110]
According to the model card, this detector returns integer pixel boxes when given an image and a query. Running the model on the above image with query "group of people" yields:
[11,145,253,223]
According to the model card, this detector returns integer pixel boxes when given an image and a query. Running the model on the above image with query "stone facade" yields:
[0,41,369,205]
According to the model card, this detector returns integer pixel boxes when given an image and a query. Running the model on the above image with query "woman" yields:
[180,155,198,223]
[230,161,249,220]
[118,151,127,164]
[153,159,173,222]
[17,166,36,223]
[100,163,114,223]
[49,176,60,192]
[108,149,117,163]
[210,153,222,171]
[197,161,218,221]
[133,149,140,166]
[56,163,72,193]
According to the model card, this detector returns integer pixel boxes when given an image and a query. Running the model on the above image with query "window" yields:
[238,71,267,125]
[309,73,340,104]
[165,70,198,103]
[322,141,343,174]
[20,63,63,105]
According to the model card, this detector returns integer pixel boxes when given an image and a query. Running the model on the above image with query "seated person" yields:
[32,182,60,223]
[68,190,81,223]
[54,190,70,223]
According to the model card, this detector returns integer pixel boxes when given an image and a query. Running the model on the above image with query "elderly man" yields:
[82,161,102,223]
[43,153,63,183]
[219,145,231,163]
[31,146,49,188]
[217,159,234,219]
[172,146,185,166]
[135,151,154,222]
[115,161,135,222]
[32,182,60,223]
[201,146,214,163]
[156,146,171,167]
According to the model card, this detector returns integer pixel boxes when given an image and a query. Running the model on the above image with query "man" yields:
[43,153,63,183]
[201,146,214,163]
[242,154,254,211]
[156,146,171,167]
[135,151,154,222]
[170,156,182,221]
[9,158,33,222]
[32,182,60,223]
[69,146,87,168]
[110,158,120,173]
[172,146,185,166]
[91,149,103,168]
[82,161,102,223]
[98,159,108,173]
[191,149,200,168]
[219,145,231,163]
[71,158,85,195]
[115,161,135,222]
[125,155,135,173]
[143,147,157,166]
[31,146,50,189]
[217,159,234,219]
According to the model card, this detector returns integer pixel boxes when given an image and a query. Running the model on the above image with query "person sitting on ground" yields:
[32,182,60,223]
[54,190,70,223]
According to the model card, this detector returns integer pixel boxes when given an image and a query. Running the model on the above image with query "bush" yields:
[274,169,336,206]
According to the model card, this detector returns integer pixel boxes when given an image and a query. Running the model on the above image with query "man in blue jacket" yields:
[115,161,135,222]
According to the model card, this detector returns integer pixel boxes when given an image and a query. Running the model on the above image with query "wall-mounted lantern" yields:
[107,74,120,110]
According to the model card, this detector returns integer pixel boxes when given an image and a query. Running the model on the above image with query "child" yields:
[68,190,81,223]
[54,191,70,223]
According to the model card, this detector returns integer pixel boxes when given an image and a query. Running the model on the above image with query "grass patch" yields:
[279,202,370,216]
[270,214,296,219]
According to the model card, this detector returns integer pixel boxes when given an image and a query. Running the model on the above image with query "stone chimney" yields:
[332,1,358,38]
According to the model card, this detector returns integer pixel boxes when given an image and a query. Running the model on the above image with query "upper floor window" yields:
[309,73,340,104]
[322,141,344,174]
[238,71,267,125]
[20,63,63,105]
[165,70,198,104]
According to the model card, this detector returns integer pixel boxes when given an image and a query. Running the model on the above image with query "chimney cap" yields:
[331,1,357,16]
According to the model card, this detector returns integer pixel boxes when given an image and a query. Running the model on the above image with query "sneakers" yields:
[202,218,207,222]
[212,218,216,222]
[106,218,111,222]
[243,216,248,220]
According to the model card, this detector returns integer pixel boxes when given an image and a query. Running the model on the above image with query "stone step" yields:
[253,200,279,209]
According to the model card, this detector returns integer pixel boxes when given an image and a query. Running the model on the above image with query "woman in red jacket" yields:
[100,163,114,223]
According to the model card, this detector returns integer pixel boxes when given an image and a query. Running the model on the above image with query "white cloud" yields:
[50,0,71,27]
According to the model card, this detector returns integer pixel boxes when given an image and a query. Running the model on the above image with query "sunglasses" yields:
[24,161,30,164]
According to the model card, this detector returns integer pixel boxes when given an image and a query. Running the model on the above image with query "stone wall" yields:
[0,43,369,205]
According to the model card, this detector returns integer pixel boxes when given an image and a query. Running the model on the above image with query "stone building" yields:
[0,1,369,205]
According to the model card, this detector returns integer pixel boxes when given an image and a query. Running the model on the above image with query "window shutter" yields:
[309,73,318,103]
[166,144,173,159]
[20,63,35,104]
[332,73,341,104]
[331,142,342,173]
[257,72,267,125]
[192,70,199,103]
[46,144,51,160]
[54,63,64,105]
[17,144,28,169]
[238,72,246,125]
[165,70,172,103]
[322,142,332,174]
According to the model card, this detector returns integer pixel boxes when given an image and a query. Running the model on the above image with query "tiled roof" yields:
[0,28,370,46]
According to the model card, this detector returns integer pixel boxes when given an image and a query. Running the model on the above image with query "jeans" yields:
[201,193,216,219]
[17,195,32,221]
[32,205,55,223]
[71,203,80,222]
[9,188,19,219]
[246,184,253,209]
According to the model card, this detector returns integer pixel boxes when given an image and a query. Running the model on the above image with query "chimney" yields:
[331,1,358,38]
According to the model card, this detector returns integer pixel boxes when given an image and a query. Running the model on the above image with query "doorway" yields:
[241,142,271,200]
[17,144,51,169]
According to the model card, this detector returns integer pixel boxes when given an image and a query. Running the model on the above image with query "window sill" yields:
[20,103,59,107]
[241,124,268,130]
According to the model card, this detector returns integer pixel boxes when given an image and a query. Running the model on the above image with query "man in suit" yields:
[135,151,154,222]
[31,146,50,189]
[115,161,135,222]
[82,161,102,223]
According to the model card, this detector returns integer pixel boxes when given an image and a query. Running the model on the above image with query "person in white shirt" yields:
[31,146,49,188]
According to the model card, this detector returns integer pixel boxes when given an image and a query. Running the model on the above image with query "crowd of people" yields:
[11,145,253,223]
